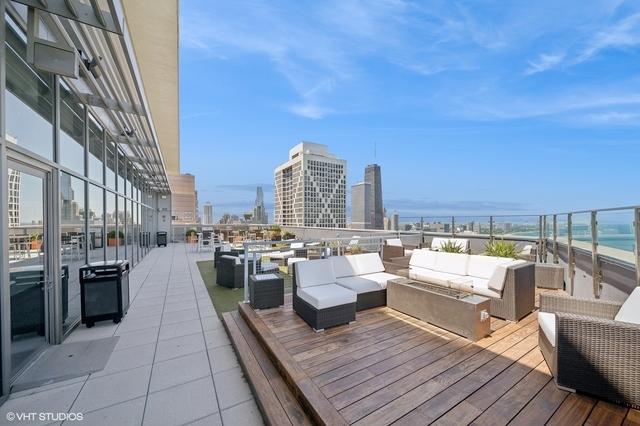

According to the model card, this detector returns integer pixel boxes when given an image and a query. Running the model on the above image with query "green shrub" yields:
[440,240,465,253]
[107,230,125,239]
[185,228,197,237]
[282,232,296,240]
[485,240,518,258]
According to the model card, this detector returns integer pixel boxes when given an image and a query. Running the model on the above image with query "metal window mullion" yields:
[83,106,89,263]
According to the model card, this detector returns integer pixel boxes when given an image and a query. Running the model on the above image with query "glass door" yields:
[6,161,50,379]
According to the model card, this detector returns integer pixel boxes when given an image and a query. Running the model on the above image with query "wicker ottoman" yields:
[249,273,284,309]
[535,263,565,289]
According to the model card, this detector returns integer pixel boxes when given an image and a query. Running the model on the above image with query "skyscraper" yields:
[351,182,372,229]
[202,202,214,225]
[253,187,268,224]
[274,142,347,228]
[364,164,384,229]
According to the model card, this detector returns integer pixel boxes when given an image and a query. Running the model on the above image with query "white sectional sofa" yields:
[408,250,535,321]
[331,253,402,310]
[294,258,357,331]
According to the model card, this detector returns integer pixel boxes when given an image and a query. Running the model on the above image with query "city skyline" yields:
[180,1,640,219]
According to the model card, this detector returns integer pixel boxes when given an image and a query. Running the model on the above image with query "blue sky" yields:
[179,0,640,221]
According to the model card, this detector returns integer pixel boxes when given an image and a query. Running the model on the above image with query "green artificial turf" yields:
[196,260,292,318]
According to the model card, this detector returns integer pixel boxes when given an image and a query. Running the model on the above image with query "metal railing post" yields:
[538,216,543,263]
[243,242,249,302]
[420,217,425,247]
[591,211,601,298]
[489,216,494,243]
[542,215,548,263]
[552,214,559,264]
[568,213,575,296]
[635,208,640,287]
[451,216,456,237]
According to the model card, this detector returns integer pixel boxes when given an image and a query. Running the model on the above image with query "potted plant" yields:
[484,239,518,259]
[186,229,198,243]
[30,233,43,250]
[270,225,282,241]
[282,231,296,240]
[440,240,465,253]
[107,230,124,246]
[348,245,363,255]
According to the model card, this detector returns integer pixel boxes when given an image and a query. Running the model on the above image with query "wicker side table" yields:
[249,273,284,309]
[535,263,565,289]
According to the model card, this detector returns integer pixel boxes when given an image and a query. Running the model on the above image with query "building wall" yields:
[168,173,197,224]
[351,182,372,229]
[365,164,384,229]
[121,0,180,174]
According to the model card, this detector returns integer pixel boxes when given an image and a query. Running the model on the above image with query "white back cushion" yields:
[487,260,526,292]
[355,253,385,275]
[615,287,640,324]
[296,259,336,288]
[409,250,438,270]
[291,242,304,249]
[430,237,447,250]
[330,256,359,278]
[467,256,508,279]
[434,252,469,276]
[386,238,403,247]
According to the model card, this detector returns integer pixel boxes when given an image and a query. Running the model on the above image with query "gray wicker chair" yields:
[539,293,640,408]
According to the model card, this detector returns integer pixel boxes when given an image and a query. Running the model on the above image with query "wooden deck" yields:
[226,294,640,425]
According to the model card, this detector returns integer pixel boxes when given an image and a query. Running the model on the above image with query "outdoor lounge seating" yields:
[382,238,417,261]
[269,242,305,263]
[293,258,357,331]
[538,290,640,408]
[218,255,258,288]
[331,253,402,310]
[429,237,470,253]
[408,250,535,321]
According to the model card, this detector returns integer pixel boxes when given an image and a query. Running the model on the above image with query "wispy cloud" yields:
[384,198,530,215]
[524,53,565,75]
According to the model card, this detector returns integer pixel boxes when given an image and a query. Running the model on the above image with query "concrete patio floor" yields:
[0,244,263,426]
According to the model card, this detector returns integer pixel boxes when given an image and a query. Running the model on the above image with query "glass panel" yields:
[422,217,453,234]
[88,184,105,263]
[126,162,133,198]
[118,196,126,259]
[59,82,85,174]
[571,213,592,252]
[127,200,134,267]
[106,192,117,261]
[59,173,85,333]
[117,150,125,195]
[136,203,141,261]
[7,167,47,376]
[597,210,635,263]
[88,116,104,184]
[5,16,54,160]
[105,138,116,190]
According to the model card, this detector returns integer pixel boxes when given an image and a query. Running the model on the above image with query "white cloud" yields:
[524,53,565,75]
[287,103,334,119]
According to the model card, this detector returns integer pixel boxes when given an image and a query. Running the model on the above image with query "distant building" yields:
[392,213,399,231]
[364,164,384,229]
[253,187,268,224]
[202,202,214,225]
[274,142,347,228]
[351,182,372,229]
[168,173,197,224]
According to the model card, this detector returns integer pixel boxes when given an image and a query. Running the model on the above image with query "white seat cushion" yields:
[261,262,279,272]
[270,250,294,260]
[297,284,357,309]
[409,250,438,270]
[538,312,556,347]
[354,253,385,275]
[386,238,403,247]
[296,259,336,288]
[615,287,640,324]
[291,242,304,249]
[336,276,382,294]
[331,256,359,278]
[434,252,469,276]
[409,267,461,287]
[448,276,500,298]
[358,272,401,289]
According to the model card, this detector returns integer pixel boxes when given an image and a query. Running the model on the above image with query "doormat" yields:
[12,337,119,392]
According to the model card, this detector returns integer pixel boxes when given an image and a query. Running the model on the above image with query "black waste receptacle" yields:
[157,231,167,247]
[79,260,130,328]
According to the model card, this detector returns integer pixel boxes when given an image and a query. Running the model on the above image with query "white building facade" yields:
[274,142,347,228]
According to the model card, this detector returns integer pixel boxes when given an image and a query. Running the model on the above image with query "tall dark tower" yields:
[364,164,383,229]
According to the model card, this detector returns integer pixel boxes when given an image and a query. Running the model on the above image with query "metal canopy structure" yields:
[7,0,171,193]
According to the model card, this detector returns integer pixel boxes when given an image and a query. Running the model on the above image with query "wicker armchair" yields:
[217,255,258,289]
[539,293,640,408]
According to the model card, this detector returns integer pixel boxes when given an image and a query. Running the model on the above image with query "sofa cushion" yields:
[409,267,461,287]
[359,272,401,289]
[297,284,357,309]
[449,276,490,291]
[336,276,382,294]
[270,250,294,260]
[487,260,526,292]
[467,256,508,280]
[291,242,304,249]
[434,252,469,276]
[296,259,336,288]
[538,312,556,347]
[331,256,359,278]
[354,253,385,275]
[221,255,240,265]
[409,250,438,270]
[386,238,403,247]
[614,287,640,325]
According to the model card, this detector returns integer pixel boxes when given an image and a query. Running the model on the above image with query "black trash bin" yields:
[79,260,130,328]
[157,231,167,247]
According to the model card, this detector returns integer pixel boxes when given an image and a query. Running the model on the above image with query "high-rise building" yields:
[253,187,268,224]
[274,142,347,228]
[351,182,372,229]
[202,202,214,225]
[169,173,197,224]
[364,164,384,229]
[392,213,400,231]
